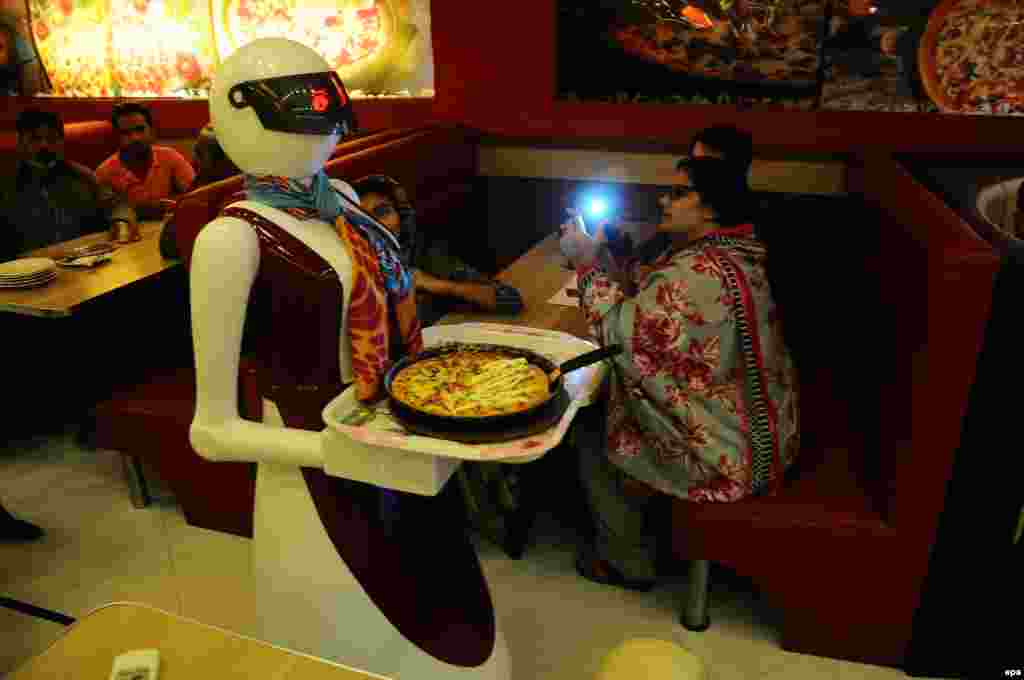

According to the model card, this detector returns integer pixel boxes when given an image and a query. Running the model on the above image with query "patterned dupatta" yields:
[227,172,423,403]
[698,231,782,496]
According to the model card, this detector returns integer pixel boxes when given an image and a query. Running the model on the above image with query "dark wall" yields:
[472,177,669,274]
[429,0,1024,155]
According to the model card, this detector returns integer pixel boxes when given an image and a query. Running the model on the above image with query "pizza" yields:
[226,0,387,71]
[919,0,1024,114]
[610,1,826,82]
[391,350,551,418]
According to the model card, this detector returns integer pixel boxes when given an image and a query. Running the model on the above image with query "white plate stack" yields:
[0,258,58,289]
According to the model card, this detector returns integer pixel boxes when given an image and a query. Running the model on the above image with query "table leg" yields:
[122,453,152,509]
[680,559,711,632]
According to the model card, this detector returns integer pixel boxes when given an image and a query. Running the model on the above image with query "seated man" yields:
[95,102,195,222]
[158,124,240,259]
[0,109,109,261]
[352,175,523,327]
[190,124,240,188]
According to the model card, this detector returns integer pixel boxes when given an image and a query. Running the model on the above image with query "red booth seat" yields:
[669,159,1000,669]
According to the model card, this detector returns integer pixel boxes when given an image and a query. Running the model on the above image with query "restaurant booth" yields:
[2,0,1023,677]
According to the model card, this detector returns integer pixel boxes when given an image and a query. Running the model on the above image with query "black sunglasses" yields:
[369,202,397,219]
[664,185,695,200]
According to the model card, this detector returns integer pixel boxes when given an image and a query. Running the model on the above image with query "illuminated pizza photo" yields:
[557,0,830,108]
[23,0,433,98]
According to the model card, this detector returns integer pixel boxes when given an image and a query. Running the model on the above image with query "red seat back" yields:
[173,125,479,269]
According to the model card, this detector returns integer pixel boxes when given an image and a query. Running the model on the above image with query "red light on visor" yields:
[311,88,330,112]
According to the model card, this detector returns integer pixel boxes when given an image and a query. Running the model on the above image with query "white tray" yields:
[320,323,608,495]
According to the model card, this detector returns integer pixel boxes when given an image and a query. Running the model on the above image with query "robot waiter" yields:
[189,38,509,678]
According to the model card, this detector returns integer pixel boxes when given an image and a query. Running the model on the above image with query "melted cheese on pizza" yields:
[392,351,551,418]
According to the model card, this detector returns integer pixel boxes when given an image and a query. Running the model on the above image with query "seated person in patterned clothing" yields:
[563,125,800,591]
[95,103,196,222]
[351,175,523,327]
[0,109,109,261]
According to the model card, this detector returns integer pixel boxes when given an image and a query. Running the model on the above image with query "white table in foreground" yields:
[9,602,388,680]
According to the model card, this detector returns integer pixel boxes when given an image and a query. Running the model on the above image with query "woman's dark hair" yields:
[351,174,422,266]
[687,124,754,182]
[351,175,400,205]
[111,102,153,131]
[682,157,757,227]
[16,108,62,136]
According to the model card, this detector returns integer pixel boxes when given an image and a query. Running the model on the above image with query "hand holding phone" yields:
[574,212,590,237]
[559,207,603,266]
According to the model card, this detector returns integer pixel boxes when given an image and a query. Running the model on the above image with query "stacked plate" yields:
[0,258,58,289]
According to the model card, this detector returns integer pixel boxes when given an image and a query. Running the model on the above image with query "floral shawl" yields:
[576,224,800,503]
[226,173,422,402]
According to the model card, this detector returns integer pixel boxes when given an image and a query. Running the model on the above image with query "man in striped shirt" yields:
[352,175,523,327]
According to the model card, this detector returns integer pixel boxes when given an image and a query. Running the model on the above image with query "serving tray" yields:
[321,323,610,495]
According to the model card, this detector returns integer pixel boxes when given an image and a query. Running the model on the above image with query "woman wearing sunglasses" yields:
[561,126,801,590]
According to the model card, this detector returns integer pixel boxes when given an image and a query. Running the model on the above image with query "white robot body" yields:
[191,38,509,679]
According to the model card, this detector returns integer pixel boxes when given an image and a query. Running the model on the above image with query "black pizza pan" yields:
[382,342,622,431]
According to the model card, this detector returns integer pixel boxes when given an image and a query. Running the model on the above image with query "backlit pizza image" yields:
[611,0,827,83]
[222,0,388,71]
[24,0,432,98]
[918,0,1024,115]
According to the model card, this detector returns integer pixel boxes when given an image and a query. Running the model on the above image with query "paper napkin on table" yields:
[548,273,579,307]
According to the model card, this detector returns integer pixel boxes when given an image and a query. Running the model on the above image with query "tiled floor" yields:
[1,426,953,679]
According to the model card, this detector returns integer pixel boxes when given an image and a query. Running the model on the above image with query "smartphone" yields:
[573,213,592,238]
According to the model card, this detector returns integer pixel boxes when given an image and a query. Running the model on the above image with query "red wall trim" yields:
[428,0,1024,155]
[6,0,1024,154]
[1,97,437,137]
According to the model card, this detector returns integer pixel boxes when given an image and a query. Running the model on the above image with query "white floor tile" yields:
[0,430,961,679]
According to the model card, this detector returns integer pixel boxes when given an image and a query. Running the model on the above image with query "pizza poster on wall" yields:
[558,0,1024,116]
[19,0,432,98]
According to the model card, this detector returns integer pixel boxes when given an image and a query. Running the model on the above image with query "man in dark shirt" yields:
[0,109,108,261]
[158,124,241,259]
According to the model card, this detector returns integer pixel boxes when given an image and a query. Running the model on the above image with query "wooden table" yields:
[9,602,387,680]
[439,233,590,338]
[0,221,179,318]
[0,221,190,436]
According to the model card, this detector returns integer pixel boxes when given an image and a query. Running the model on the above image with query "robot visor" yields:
[228,71,356,136]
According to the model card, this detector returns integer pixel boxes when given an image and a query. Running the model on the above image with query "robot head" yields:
[210,38,357,178]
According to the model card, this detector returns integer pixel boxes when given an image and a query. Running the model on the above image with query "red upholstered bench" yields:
[89,124,480,538]
[92,362,262,537]
[670,165,1001,670]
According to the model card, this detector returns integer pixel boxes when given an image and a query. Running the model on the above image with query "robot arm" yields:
[189,216,324,467]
